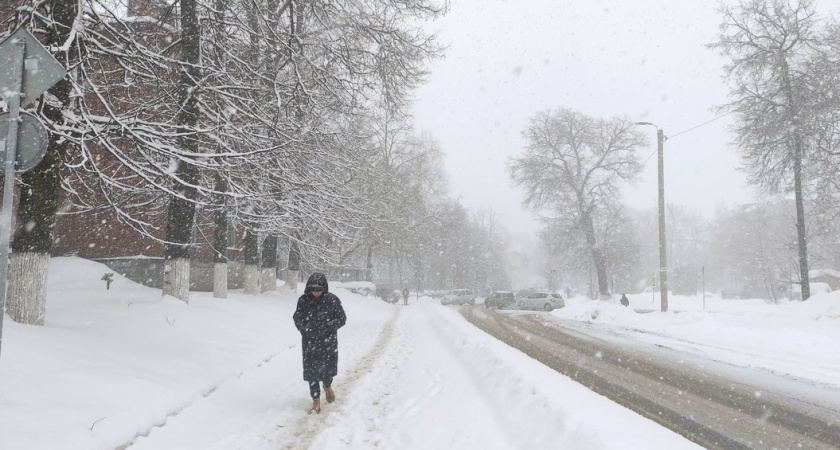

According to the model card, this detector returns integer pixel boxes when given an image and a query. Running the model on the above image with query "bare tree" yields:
[708,202,799,302]
[710,0,828,300]
[664,205,709,296]
[509,108,645,297]
[808,18,840,232]
[228,0,446,290]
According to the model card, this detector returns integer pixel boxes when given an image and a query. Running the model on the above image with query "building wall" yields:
[95,257,247,291]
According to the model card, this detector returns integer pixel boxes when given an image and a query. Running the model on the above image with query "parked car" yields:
[441,289,476,305]
[484,291,515,309]
[517,292,564,311]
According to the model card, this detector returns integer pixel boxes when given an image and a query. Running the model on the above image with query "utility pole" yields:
[656,127,668,312]
[635,122,668,312]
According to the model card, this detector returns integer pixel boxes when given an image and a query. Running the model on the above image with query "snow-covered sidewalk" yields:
[0,257,699,449]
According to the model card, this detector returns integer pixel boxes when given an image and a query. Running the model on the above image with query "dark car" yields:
[484,291,515,309]
[515,288,537,300]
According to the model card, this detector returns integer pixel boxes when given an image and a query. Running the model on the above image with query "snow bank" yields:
[552,292,840,389]
[423,304,697,449]
[332,281,376,297]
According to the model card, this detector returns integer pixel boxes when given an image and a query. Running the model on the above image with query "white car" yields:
[441,289,476,305]
[517,292,564,311]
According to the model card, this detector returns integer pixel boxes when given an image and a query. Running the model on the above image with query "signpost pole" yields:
[0,37,26,360]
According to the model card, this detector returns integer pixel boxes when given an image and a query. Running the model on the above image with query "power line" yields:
[618,111,733,193]
[668,110,734,140]
[598,111,735,195]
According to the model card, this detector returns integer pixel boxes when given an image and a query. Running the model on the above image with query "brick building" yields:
[2,1,249,290]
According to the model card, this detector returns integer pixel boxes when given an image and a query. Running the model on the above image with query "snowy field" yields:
[0,257,838,449]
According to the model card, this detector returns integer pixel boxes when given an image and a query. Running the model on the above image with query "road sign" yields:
[445,278,453,287]
[0,28,66,107]
[0,27,66,364]
[0,112,48,172]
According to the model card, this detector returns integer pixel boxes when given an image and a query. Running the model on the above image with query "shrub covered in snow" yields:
[332,281,376,297]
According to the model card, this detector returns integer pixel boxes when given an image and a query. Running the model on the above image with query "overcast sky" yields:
[412,0,839,235]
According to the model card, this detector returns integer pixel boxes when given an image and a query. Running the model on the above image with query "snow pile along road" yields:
[552,292,840,393]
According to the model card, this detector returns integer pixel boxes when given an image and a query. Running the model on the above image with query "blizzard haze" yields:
[414,0,840,234]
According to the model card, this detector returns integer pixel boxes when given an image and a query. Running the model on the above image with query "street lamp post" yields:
[635,122,668,312]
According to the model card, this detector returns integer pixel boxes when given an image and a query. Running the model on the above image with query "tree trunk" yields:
[261,235,278,293]
[285,234,300,293]
[8,147,61,324]
[163,258,190,301]
[162,0,201,302]
[7,253,49,325]
[212,176,228,298]
[581,212,610,296]
[243,229,260,295]
[213,262,227,299]
[7,1,78,325]
[793,143,810,300]
[780,58,810,301]
[365,245,374,282]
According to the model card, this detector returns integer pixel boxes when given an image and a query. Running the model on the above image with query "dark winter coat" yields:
[293,273,347,382]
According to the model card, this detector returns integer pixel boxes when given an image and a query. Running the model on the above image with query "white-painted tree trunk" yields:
[243,264,260,295]
[285,270,298,294]
[163,258,190,303]
[260,268,276,293]
[7,252,49,325]
[213,262,227,299]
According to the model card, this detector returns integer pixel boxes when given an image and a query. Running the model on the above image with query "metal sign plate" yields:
[0,111,49,172]
[0,28,67,107]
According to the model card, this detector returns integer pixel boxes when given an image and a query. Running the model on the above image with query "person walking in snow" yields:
[620,293,629,307]
[402,287,410,305]
[293,273,347,414]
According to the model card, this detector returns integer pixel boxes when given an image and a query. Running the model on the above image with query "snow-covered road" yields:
[464,306,840,449]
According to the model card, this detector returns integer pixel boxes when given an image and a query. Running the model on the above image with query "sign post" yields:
[0,28,66,362]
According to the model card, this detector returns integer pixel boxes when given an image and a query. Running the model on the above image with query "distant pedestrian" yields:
[620,293,629,307]
[402,287,410,305]
[293,273,347,414]
[565,286,572,299]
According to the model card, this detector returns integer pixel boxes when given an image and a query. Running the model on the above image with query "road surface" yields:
[462,306,840,450]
